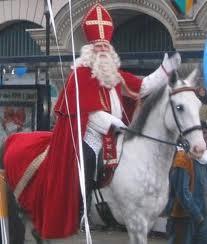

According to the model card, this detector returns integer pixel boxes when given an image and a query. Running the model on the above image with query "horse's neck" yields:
[141,90,177,170]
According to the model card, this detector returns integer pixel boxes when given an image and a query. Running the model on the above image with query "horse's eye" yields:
[176,105,184,111]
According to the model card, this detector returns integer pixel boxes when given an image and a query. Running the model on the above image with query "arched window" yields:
[0,21,43,57]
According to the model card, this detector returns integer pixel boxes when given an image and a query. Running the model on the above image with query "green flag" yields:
[172,0,193,15]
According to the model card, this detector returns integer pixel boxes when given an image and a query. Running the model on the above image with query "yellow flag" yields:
[186,0,193,13]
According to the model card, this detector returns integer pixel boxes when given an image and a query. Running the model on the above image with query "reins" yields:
[120,86,202,151]
[120,127,178,146]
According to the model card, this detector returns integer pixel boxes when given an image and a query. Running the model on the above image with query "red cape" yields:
[3,67,142,239]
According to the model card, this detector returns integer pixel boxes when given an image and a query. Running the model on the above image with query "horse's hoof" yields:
[31,229,43,244]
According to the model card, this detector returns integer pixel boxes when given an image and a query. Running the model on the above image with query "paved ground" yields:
[67,231,167,244]
[76,231,167,244]
[25,230,167,243]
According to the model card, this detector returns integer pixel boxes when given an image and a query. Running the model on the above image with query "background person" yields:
[165,121,207,244]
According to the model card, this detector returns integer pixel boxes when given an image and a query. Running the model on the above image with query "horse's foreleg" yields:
[127,230,147,244]
[128,232,137,244]
[6,181,25,243]
[125,214,148,244]
[24,219,38,244]
[0,141,25,243]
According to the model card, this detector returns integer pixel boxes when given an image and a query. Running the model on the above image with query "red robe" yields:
[3,67,142,239]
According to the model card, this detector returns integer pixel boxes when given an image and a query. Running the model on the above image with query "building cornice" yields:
[27,0,207,53]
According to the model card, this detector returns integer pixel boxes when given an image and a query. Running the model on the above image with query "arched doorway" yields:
[112,12,175,75]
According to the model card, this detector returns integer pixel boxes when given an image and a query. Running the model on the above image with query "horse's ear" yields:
[184,68,198,87]
[169,71,184,88]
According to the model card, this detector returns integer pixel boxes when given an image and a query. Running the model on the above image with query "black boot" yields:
[80,142,98,231]
[80,181,98,231]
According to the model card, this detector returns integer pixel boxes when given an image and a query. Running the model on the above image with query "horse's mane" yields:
[125,84,168,140]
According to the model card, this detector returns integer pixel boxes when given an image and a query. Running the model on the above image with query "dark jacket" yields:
[165,151,207,224]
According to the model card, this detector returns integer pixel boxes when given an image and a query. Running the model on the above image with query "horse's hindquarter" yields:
[3,131,52,191]
[4,117,81,239]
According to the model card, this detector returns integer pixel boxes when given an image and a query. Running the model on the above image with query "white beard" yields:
[91,52,121,88]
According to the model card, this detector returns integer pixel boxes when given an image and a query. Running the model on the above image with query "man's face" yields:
[93,42,110,53]
[90,42,120,88]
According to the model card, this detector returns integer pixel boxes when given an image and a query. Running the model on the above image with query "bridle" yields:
[169,87,202,151]
[121,86,202,152]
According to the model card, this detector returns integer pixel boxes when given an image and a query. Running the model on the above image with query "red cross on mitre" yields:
[82,3,114,43]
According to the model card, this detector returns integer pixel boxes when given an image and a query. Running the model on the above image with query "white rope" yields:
[67,1,92,243]
[46,0,79,171]
[0,218,9,244]
[47,1,92,243]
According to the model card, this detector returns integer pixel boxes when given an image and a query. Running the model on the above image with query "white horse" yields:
[88,69,206,244]
[2,69,206,244]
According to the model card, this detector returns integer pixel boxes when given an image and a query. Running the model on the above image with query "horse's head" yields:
[165,69,206,159]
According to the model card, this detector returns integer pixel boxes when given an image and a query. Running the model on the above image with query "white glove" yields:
[88,111,127,135]
[140,52,181,98]
[111,117,127,130]
[162,52,181,74]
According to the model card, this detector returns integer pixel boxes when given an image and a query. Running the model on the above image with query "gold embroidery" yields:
[14,146,49,200]
[99,89,110,112]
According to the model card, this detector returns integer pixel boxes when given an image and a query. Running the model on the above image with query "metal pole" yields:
[45,7,50,64]
[0,66,3,85]
[44,0,51,130]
